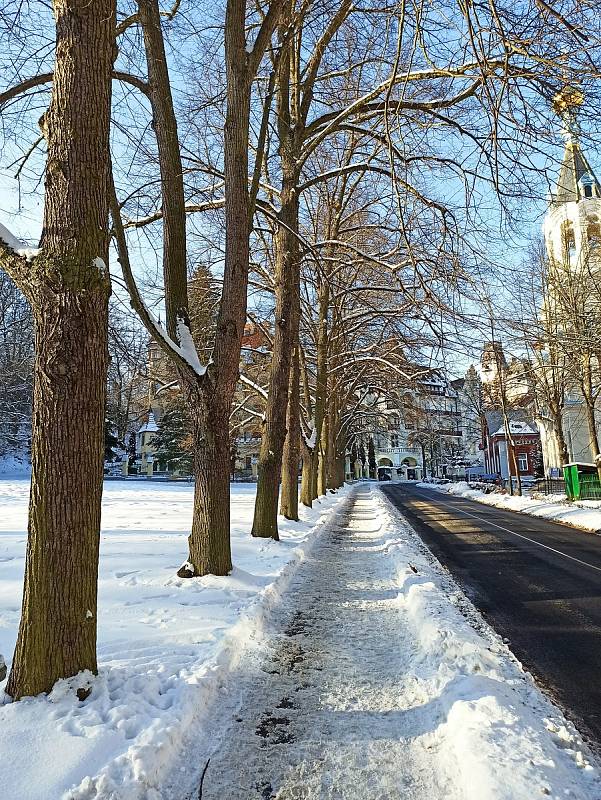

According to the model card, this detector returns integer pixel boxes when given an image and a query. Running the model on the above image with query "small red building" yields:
[482,411,540,480]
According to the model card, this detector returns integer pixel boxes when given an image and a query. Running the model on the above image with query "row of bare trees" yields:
[0,0,600,700]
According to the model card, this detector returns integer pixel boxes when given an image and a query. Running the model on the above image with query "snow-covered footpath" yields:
[0,479,600,799]
[0,480,351,800]
[418,480,601,532]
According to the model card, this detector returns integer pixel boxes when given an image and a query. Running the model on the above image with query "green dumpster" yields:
[563,462,598,500]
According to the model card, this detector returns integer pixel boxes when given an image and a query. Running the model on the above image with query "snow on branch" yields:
[239,373,268,400]
[302,418,317,450]
[137,300,207,379]
[109,176,207,380]
[330,355,415,381]
[0,222,39,261]
[123,200,226,230]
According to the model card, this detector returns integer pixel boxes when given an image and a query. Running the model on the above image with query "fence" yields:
[533,478,566,496]
[578,473,601,500]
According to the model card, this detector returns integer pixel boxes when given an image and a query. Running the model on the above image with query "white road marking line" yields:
[411,490,601,575]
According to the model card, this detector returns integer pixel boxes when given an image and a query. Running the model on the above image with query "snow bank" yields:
[377,487,601,799]
[418,480,601,533]
[0,480,352,800]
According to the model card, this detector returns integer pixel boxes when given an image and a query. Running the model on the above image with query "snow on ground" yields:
[0,479,351,800]
[418,480,601,533]
[164,485,601,800]
[1,479,600,800]
[0,453,30,477]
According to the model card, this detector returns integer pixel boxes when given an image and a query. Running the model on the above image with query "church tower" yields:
[538,87,601,471]
[543,87,601,271]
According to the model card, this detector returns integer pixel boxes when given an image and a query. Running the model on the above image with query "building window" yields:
[390,434,399,448]
[518,453,528,472]
[563,221,576,261]
[588,220,601,248]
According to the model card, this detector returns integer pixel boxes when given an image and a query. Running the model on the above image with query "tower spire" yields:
[551,86,600,204]
[552,85,584,145]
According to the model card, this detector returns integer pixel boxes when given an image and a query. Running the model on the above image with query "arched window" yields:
[562,221,576,262]
[580,173,595,199]
[587,218,601,250]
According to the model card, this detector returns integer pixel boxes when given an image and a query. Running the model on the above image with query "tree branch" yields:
[0,71,149,108]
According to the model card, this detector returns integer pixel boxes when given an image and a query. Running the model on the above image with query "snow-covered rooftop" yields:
[138,412,158,434]
[492,420,538,437]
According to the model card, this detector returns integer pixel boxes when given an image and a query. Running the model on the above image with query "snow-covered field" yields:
[0,479,600,800]
[418,480,601,533]
[0,479,351,800]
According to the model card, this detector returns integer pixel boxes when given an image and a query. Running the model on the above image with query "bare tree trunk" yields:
[326,397,338,490]
[336,444,346,488]
[300,439,313,507]
[584,400,601,470]
[251,19,300,539]
[550,403,569,466]
[137,0,188,335]
[280,342,300,519]
[138,0,234,576]
[581,356,601,479]
[133,0,283,573]
[311,281,329,499]
[182,0,253,572]
[318,413,328,496]
[4,0,114,698]
[299,347,313,508]
[184,392,233,575]
[251,189,299,536]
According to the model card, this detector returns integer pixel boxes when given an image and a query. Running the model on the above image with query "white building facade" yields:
[538,95,601,472]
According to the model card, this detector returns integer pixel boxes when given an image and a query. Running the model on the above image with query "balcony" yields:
[377,447,422,455]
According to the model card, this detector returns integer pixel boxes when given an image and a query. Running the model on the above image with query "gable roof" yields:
[483,408,538,438]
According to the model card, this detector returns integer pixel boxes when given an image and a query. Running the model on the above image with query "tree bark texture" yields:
[280,342,300,520]
[250,183,299,537]
[581,356,601,478]
[136,0,279,576]
[251,26,300,539]
[311,281,330,499]
[184,386,233,575]
[317,414,328,497]
[6,0,114,698]
[137,0,188,339]
[549,402,569,466]
[300,438,313,508]
[585,400,601,468]
[326,396,338,490]
[183,0,254,572]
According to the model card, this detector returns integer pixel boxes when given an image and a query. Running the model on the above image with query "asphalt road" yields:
[382,481,601,750]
